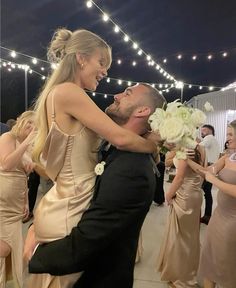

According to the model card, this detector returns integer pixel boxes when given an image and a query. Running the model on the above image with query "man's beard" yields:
[105,104,134,125]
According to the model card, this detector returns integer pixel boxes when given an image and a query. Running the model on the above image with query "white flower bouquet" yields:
[148,100,208,159]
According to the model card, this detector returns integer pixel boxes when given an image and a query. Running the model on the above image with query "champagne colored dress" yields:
[199,168,236,288]
[0,140,30,288]
[28,102,100,288]
[157,160,203,288]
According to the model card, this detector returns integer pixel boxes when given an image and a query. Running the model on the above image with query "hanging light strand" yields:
[85,0,176,82]
[0,47,226,91]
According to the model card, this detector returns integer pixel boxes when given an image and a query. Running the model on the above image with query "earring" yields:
[81,63,84,69]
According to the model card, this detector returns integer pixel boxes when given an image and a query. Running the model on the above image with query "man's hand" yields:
[23,224,39,264]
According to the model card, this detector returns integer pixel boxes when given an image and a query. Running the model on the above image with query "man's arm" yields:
[29,152,154,275]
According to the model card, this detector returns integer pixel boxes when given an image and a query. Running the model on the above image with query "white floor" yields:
[7,177,217,288]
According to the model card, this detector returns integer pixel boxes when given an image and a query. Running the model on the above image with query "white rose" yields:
[204,101,214,112]
[190,109,206,127]
[166,99,181,114]
[175,106,191,123]
[181,136,197,149]
[149,108,166,132]
[159,118,185,143]
[94,162,106,175]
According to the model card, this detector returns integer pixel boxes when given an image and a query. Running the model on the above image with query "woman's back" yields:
[34,92,101,242]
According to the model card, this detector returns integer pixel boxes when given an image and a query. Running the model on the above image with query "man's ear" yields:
[133,106,151,118]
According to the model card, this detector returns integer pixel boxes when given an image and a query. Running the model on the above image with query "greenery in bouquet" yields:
[148,100,211,159]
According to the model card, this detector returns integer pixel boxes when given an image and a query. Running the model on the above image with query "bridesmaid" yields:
[0,111,36,288]
[188,120,236,288]
[157,145,206,288]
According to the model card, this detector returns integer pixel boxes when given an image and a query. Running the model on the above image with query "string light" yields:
[0,58,46,79]
[124,35,129,42]
[86,1,92,8]
[103,13,109,22]
[114,25,120,33]
[10,51,16,58]
[0,47,226,92]
[85,1,176,83]
[207,54,213,60]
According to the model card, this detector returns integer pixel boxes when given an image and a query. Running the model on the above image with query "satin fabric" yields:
[29,119,101,288]
[199,168,236,288]
[157,163,203,287]
[0,140,30,288]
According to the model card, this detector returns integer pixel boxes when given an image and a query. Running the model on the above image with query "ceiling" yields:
[1,0,236,121]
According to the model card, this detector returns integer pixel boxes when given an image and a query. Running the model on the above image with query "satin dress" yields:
[28,104,100,288]
[0,140,31,288]
[157,160,203,287]
[199,168,236,288]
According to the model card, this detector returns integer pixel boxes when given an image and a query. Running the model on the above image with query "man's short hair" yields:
[140,83,166,112]
[202,124,215,136]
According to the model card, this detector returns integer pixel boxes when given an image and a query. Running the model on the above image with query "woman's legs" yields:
[0,240,11,288]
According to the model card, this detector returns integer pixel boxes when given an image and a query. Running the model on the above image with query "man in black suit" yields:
[27,83,166,287]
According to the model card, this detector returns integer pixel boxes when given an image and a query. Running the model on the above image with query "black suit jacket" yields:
[29,147,156,288]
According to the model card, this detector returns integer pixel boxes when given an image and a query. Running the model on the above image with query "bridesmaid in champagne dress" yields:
[24,28,156,288]
[189,120,236,288]
[0,111,35,288]
[157,146,205,288]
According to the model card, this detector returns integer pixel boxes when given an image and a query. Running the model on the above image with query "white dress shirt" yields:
[199,134,220,164]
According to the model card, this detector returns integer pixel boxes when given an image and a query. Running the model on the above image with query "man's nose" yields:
[114,93,122,101]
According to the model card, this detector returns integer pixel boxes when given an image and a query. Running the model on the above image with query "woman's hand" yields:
[143,131,162,146]
[185,148,195,159]
[23,161,35,174]
[165,191,175,205]
[23,203,29,220]
[23,225,39,264]
[198,169,217,183]
[24,129,37,147]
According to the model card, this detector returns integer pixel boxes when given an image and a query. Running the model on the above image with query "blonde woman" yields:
[25,28,156,288]
[0,111,35,288]
[158,145,206,288]
[187,120,236,288]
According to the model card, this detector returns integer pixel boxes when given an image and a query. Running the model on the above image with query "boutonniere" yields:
[94,161,106,175]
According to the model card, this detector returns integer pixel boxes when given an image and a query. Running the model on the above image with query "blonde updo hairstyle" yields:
[11,111,35,139]
[33,28,112,163]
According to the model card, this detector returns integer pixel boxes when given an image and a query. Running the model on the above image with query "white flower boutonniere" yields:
[94,161,106,175]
